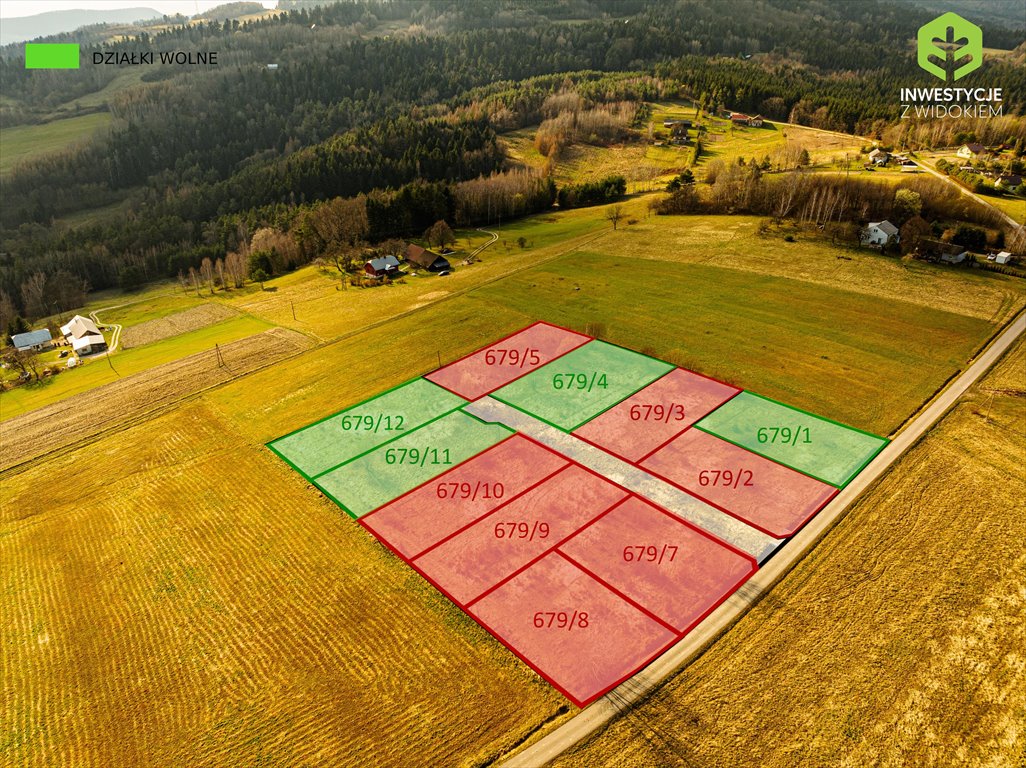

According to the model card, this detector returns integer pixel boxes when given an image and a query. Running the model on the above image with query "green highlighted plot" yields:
[695,391,887,487]
[491,341,674,431]
[25,43,80,69]
[316,410,513,518]
[268,378,466,478]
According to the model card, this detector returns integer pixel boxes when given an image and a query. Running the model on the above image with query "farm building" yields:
[728,113,763,127]
[868,148,889,165]
[994,251,1015,265]
[956,143,987,160]
[861,220,899,248]
[663,119,692,130]
[60,315,107,355]
[11,328,53,352]
[406,244,451,272]
[364,255,403,279]
[668,122,690,143]
[996,174,1022,191]
[918,239,968,265]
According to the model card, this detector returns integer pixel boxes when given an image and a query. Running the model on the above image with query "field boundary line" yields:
[0,230,614,479]
[495,310,1026,768]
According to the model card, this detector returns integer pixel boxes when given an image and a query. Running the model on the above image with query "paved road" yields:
[911,157,1021,230]
[499,311,1026,768]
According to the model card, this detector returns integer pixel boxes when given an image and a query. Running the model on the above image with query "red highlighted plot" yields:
[413,466,627,606]
[558,496,756,632]
[573,368,740,462]
[425,321,590,400]
[360,436,568,559]
[641,428,837,538]
[467,551,679,707]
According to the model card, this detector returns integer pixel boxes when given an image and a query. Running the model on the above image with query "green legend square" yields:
[25,44,80,69]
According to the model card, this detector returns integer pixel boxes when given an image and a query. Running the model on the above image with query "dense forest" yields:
[1,0,1024,319]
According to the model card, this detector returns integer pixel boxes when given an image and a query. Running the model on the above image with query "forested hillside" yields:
[0,0,1023,320]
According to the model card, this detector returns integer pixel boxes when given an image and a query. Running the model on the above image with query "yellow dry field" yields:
[621,214,1024,323]
[0,329,311,471]
[0,399,566,767]
[0,308,575,767]
[501,129,674,187]
[548,340,1026,768]
[121,304,241,349]
[228,218,613,342]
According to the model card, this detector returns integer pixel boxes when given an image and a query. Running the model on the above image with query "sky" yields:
[0,0,277,19]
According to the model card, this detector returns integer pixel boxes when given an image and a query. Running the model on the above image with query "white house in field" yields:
[861,220,900,248]
[60,315,107,355]
[868,148,889,165]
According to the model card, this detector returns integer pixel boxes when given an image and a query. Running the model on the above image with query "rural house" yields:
[918,239,968,265]
[666,121,690,143]
[868,148,889,165]
[956,143,987,160]
[728,113,763,127]
[364,255,403,280]
[406,244,451,272]
[60,314,107,355]
[861,220,899,248]
[11,328,53,352]
[996,174,1022,191]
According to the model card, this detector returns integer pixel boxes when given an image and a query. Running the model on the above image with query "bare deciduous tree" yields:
[200,258,215,294]
[605,204,624,230]
[2,345,42,382]
[21,272,48,320]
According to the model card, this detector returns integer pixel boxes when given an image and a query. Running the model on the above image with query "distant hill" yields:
[0,7,161,46]
[194,2,267,22]
[892,0,1026,30]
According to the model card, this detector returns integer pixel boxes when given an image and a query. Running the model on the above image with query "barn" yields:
[11,328,53,352]
[406,244,451,272]
[364,255,402,279]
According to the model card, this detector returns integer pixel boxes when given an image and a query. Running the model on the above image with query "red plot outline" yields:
[637,426,842,539]
[425,320,593,400]
[359,434,569,556]
[570,379,745,465]
[357,429,759,708]
[465,551,684,708]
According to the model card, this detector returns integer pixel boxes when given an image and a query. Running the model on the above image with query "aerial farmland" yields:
[1,1,1025,766]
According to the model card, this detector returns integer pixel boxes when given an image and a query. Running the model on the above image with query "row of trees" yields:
[557,175,627,209]
[654,164,1011,241]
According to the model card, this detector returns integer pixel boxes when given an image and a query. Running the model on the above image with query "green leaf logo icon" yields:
[917,12,983,81]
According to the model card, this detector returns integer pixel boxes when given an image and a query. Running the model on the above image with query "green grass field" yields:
[0,314,272,419]
[0,113,112,174]
[466,245,1006,437]
[5,204,1023,440]
[984,192,1026,225]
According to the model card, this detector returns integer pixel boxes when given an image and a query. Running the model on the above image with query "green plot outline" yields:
[266,376,467,479]
[490,340,675,432]
[694,390,888,488]
[313,408,516,518]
